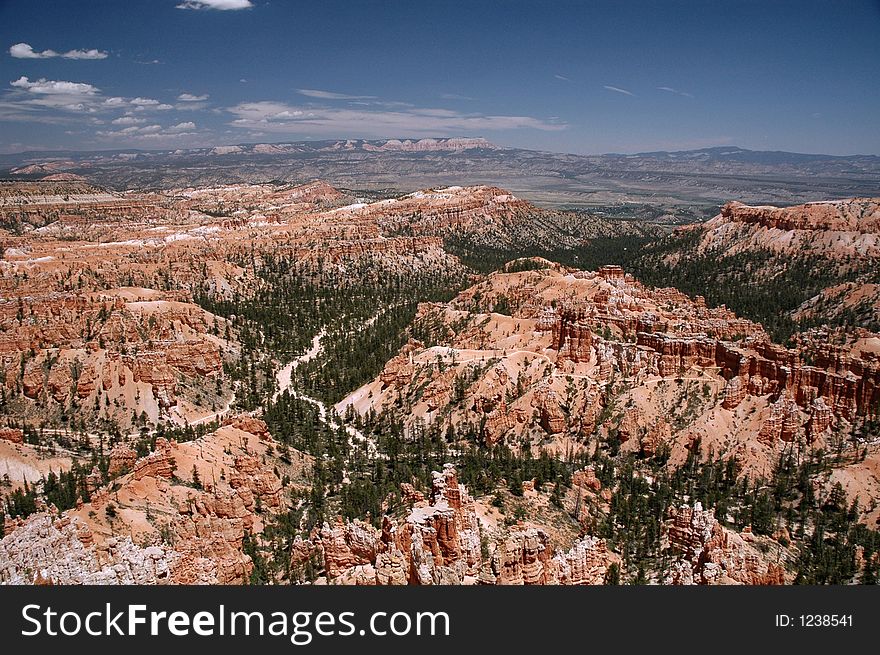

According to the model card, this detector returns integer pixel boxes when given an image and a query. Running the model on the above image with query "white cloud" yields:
[62,48,108,60]
[9,43,57,58]
[9,42,107,60]
[176,0,253,10]
[10,76,98,95]
[603,85,635,97]
[3,77,181,127]
[226,101,565,137]
[177,93,209,102]
[169,121,197,131]
[111,115,147,125]
[554,74,570,81]
[4,77,103,116]
[130,99,174,111]
[297,88,377,100]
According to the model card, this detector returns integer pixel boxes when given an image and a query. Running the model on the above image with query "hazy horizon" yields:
[2,137,880,160]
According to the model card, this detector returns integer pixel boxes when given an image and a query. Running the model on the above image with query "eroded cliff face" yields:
[303,465,483,585]
[3,180,879,585]
[665,503,787,585]
[672,197,880,329]
[0,291,228,428]
[716,198,880,240]
[339,263,880,518]
[0,418,306,585]
[0,179,493,435]
[0,180,647,440]
[291,465,621,586]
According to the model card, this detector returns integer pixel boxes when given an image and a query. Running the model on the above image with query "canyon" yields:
[1,180,878,585]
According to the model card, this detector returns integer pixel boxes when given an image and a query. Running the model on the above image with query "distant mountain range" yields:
[2,138,878,211]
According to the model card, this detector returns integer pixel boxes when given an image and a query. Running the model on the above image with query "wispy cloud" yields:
[554,74,570,81]
[9,42,108,60]
[178,93,209,102]
[657,86,694,98]
[96,120,201,143]
[3,77,174,124]
[439,92,475,101]
[226,101,565,137]
[603,85,635,97]
[0,75,205,146]
[296,88,377,101]
[176,0,253,9]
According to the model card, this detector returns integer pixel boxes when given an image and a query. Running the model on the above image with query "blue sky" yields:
[1,0,878,155]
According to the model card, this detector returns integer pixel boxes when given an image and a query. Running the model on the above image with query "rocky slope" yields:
[0,179,478,437]
[294,464,621,586]
[700,198,880,259]
[2,180,878,585]
[0,416,310,584]
[322,185,653,250]
[632,197,880,338]
[339,261,880,524]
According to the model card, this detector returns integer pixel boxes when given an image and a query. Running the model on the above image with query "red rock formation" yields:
[165,340,222,377]
[806,396,833,440]
[0,427,290,585]
[552,536,620,585]
[597,264,625,281]
[533,385,566,434]
[317,519,381,579]
[107,444,137,477]
[47,364,73,403]
[485,528,621,585]
[617,407,645,443]
[719,198,880,236]
[131,439,175,481]
[127,354,177,407]
[298,465,625,586]
[0,427,23,444]
[379,343,418,388]
[666,503,786,585]
[551,309,593,363]
[640,418,671,457]
[75,364,98,399]
[228,454,283,509]
[223,415,271,440]
[759,396,802,444]
[21,362,44,399]
[572,466,602,493]
[721,376,746,409]
[489,526,554,584]
[306,465,482,585]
